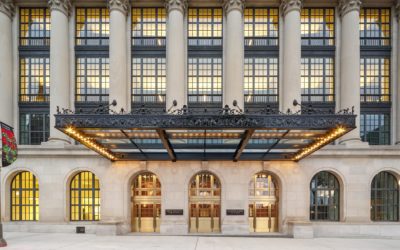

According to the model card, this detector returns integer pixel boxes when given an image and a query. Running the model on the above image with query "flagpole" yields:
[0,167,6,247]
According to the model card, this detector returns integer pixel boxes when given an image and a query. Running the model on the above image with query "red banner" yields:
[1,122,17,167]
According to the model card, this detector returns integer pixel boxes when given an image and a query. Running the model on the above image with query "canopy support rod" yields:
[233,129,255,162]
[120,130,147,160]
[156,129,177,162]
[262,130,290,160]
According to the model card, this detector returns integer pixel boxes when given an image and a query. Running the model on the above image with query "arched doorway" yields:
[131,172,161,233]
[248,172,279,233]
[189,171,221,233]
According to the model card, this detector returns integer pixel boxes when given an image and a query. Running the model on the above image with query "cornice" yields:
[108,0,130,15]
[280,0,301,16]
[165,0,187,14]
[223,0,245,14]
[0,0,15,19]
[338,0,362,17]
[48,0,72,16]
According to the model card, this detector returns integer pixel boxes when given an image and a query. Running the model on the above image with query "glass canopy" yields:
[55,104,356,162]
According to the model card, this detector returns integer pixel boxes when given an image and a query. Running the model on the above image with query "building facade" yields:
[0,0,400,238]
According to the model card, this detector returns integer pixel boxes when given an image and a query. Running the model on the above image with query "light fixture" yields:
[65,127,117,161]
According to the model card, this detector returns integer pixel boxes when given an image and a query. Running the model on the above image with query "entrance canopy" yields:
[54,102,356,162]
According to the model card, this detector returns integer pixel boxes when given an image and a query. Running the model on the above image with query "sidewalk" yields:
[3,232,400,250]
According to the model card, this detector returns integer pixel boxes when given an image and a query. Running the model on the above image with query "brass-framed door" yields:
[132,201,161,233]
[189,201,220,233]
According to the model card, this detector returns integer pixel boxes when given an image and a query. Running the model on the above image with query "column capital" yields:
[338,0,362,17]
[280,0,301,16]
[108,0,130,16]
[48,0,72,16]
[223,0,245,14]
[0,0,15,19]
[165,0,187,14]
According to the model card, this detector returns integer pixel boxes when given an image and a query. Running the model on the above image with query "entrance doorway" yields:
[249,172,279,233]
[189,172,221,233]
[131,172,161,233]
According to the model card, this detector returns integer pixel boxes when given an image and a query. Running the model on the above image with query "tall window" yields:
[188,8,223,109]
[132,8,166,109]
[11,171,39,221]
[360,8,391,145]
[75,8,110,110]
[301,8,335,108]
[70,171,100,221]
[76,57,110,103]
[371,171,399,221]
[19,8,50,145]
[244,8,279,110]
[20,8,50,46]
[310,171,340,221]
[76,8,109,46]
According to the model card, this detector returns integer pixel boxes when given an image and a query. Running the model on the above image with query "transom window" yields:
[132,8,166,46]
[19,113,50,145]
[20,8,51,46]
[360,8,390,47]
[132,57,166,105]
[19,57,50,103]
[188,8,222,46]
[133,172,161,196]
[371,171,399,221]
[310,171,340,221]
[244,8,279,46]
[11,171,39,221]
[76,57,110,103]
[360,57,390,103]
[70,171,100,221]
[360,113,390,145]
[76,8,110,46]
[190,172,221,197]
[301,57,334,103]
[301,8,335,46]
[244,57,278,104]
[188,57,222,104]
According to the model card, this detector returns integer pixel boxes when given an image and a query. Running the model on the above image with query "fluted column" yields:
[48,0,71,142]
[396,1,400,144]
[223,0,245,108]
[165,0,187,110]
[108,0,129,112]
[281,0,302,112]
[339,0,362,144]
[0,1,14,127]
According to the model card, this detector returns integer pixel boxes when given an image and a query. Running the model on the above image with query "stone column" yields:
[396,1,400,144]
[0,1,14,127]
[281,0,302,112]
[223,0,245,109]
[108,0,129,112]
[48,0,71,142]
[165,0,187,110]
[339,0,362,144]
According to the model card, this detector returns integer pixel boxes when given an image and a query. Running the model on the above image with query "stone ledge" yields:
[287,221,313,239]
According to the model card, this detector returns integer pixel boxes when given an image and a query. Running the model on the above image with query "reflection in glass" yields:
[20,8,51,46]
[76,8,109,46]
[245,57,278,104]
[188,57,222,104]
[310,171,340,221]
[132,57,166,104]
[360,8,390,46]
[371,171,399,221]
[244,8,279,46]
[301,57,334,102]
[360,113,390,145]
[132,8,166,46]
[188,8,222,46]
[70,171,100,221]
[19,113,49,145]
[360,57,390,103]
[20,57,50,102]
[11,171,39,221]
[76,57,109,102]
[301,8,335,46]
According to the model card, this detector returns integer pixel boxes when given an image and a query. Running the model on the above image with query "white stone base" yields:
[312,223,400,239]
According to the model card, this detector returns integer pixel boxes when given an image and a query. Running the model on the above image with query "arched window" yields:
[70,171,100,221]
[11,171,39,221]
[371,171,399,221]
[310,171,340,221]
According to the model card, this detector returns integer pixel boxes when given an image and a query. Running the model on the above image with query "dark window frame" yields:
[10,171,39,221]
[301,8,335,47]
[19,112,50,145]
[371,171,399,221]
[244,7,279,47]
[19,7,51,47]
[188,8,223,48]
[360,8,391,47]
[360,111,391,145]
[75,7,110,47]
[131,7,166,48]
[310,171,340,221]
